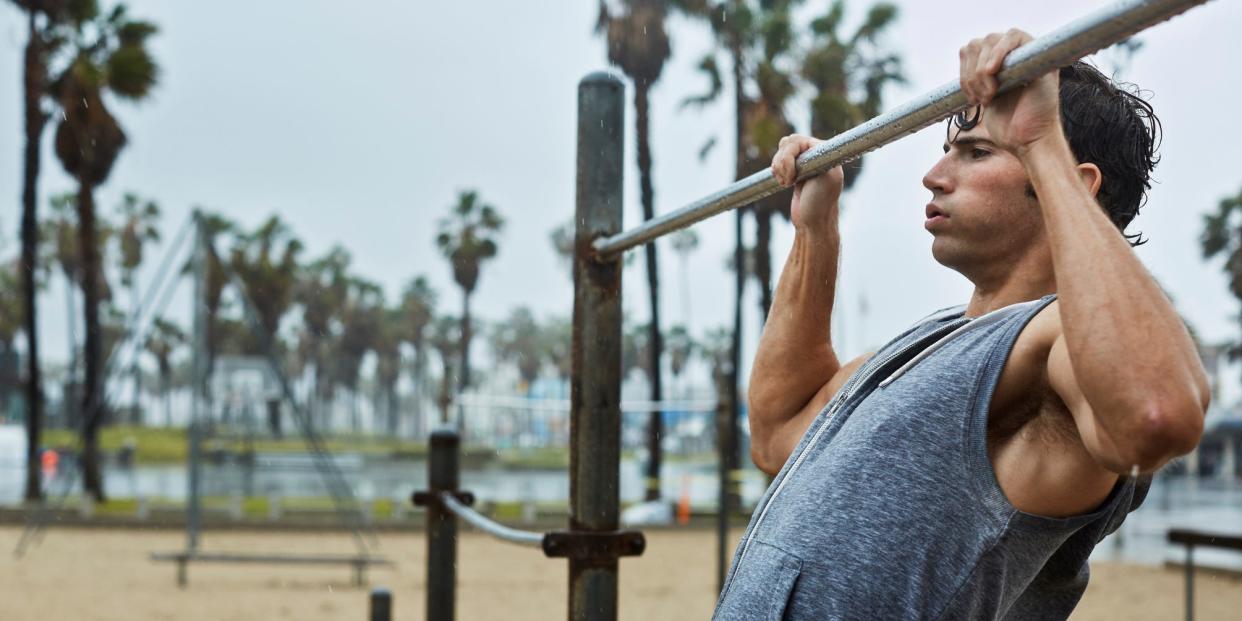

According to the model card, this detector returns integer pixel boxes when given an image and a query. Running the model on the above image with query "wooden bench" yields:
[150,551,393,588]
[1166,528,1242,621]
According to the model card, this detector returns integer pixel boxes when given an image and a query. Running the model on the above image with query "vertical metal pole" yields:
[1185,544,1194,621]
[570,71,624,621]
[370,587,393,621]
[187,211,207,554]
[427,428,459,621]
[715,374,729,593]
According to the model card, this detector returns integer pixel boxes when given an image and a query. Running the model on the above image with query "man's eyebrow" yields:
[942,136,997,152]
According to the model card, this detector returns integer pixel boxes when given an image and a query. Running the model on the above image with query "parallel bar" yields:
[571,71,626,621]
[440,492,544,547]
[592,0,1212,259]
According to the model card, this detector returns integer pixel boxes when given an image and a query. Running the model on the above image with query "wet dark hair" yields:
[949,61,1161,246]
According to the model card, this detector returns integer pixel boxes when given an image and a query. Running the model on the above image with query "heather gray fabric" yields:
[713,295,1149,620]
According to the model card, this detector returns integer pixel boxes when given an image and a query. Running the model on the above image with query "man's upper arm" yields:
[1047,333,1131,474]
[758,352,873,475]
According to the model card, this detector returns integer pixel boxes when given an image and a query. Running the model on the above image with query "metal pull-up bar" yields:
[592,0,1212,260]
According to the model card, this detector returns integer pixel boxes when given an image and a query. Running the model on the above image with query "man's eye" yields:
[970,148,990,159]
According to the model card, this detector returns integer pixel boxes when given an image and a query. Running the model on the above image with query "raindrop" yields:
[82,98,88,108]
[723,10,728,22]
[61,110,67,121]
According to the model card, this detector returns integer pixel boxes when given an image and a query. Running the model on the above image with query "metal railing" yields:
[412,1,1214,619]
[439,493,544,547]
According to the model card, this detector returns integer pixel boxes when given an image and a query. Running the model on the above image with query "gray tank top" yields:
[713,295,1149,620]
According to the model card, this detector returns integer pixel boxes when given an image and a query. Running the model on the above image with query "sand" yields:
[0,526,1239,620]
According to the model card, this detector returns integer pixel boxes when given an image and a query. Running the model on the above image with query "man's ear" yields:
[1077,162,1103,197]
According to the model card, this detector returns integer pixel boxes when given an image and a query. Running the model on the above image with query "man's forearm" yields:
[748,223,842,424]
[1022,133,1208,445]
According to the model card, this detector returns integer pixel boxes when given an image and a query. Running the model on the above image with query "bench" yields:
[150,551,394,588]
[1166,528,1242,621]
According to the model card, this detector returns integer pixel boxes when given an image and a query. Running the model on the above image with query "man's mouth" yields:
[925,203,948,229]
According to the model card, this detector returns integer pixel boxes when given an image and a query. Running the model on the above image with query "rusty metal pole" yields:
[426,429,459,620]
[570,71,625,621]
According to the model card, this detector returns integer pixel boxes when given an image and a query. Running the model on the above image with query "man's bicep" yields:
[766,352,873,473]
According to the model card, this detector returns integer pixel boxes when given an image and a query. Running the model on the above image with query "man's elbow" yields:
[1116,397,1206,473]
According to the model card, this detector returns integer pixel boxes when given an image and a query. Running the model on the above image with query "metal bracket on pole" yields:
[411,490,475,508]
[542,530,646,563]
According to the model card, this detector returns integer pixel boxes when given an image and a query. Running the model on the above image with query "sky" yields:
[2,0,1241,401]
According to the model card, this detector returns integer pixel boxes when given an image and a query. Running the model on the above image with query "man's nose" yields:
[922,157,954,194]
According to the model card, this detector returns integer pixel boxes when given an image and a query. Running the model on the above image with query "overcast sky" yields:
[2,0,1240,398]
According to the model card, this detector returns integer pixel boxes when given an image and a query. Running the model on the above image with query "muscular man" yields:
[712,29,1209,620]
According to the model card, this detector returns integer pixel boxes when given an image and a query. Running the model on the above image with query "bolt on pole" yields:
[570,71,625,621]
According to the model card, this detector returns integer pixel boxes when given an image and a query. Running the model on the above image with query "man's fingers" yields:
[771,135,822,186]
[959,40,979,104]
[973,40,995,103]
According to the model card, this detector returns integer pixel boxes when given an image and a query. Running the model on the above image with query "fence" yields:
[412,1,1214,619]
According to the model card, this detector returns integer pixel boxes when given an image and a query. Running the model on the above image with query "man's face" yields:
[920,120,1044,274]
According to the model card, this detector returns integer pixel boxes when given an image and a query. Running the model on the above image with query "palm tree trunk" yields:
[413,342,425,439]
[726,40,746,514]
[755,205,773,323]
[635,80,665,502]
[77,179,106,502]
[387,381,399,436]
[459,292,472,393]
[64,276,77,429]
[21,12,46,502]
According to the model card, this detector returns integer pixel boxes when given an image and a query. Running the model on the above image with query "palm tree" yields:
[373,306,404,436]
[295,245,350,429]
[491,307,543,396]
[597,0,678,502]
[427,315,461,425]
[334,277,383,431]
[670,228,699,327]
[50,1,158,501]
[400,276,436,438]
[803,1,904,190]
[1202,187,1242,355]
[666,324,697,398]
[680,0,762,501]
[11,0,74,502]
[0,256,24,415]
[143,318,184,427]
[541,315,573,399]
[229,215,303,436]
[114,192,160,422]
[435,190,504,395]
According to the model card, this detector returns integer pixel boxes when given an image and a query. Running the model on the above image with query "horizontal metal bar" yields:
[1167,529,1242,551]
[440,492,545,547]
[593,0,1212,259]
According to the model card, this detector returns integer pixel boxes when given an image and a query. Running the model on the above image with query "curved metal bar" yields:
[592,0,1212,260]
[440,492,545,548]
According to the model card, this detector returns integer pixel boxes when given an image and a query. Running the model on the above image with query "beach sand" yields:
[0,526,1239,620]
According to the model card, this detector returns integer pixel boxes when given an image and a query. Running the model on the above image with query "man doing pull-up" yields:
[712,28,1209,620]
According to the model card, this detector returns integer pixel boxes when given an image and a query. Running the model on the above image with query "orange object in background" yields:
[40,448,59,472]
[677,474,691,525]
